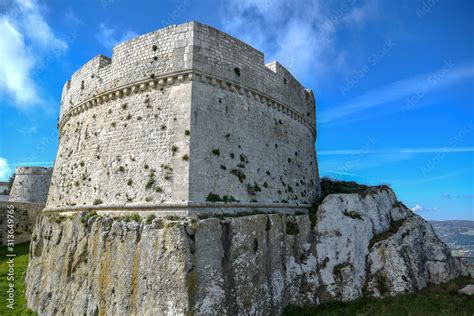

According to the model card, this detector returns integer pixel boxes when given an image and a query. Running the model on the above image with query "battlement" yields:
[59,22,315,131]
[47,22,320,215]
[15,166,53,176]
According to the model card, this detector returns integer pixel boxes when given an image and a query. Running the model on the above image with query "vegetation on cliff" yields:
[284,276,474,316]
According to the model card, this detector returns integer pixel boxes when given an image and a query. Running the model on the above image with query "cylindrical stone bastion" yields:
[9,167,53,203]
[45,22,320,216]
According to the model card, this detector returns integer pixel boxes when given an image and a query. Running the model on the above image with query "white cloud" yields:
[0,157,12,180]
[410,204,439,212]
[17,125,38,135]
[0,0,68,108]
[222,0,373,80]
[96,23,137,49]
[319,62,474,124]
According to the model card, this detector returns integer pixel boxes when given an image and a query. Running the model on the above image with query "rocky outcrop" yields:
[26,187,459,315]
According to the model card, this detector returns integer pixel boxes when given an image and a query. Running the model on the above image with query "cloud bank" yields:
[319,62,474,124]
[222,0,373,80]
[0,0,68,108]
[0,157,12,180]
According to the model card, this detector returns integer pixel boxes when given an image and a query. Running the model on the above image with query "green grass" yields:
[0,242,36,315]
[284,276,474,316]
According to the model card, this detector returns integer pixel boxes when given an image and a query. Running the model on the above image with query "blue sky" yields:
[0,0,472,220]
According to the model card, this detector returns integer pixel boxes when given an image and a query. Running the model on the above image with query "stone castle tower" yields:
[9,167,53,204]
[45,21,320,215]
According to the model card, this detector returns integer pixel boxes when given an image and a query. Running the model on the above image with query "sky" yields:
[0,0,472,221]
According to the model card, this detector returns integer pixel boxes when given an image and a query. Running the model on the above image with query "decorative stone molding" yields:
[42,201,311,213]
[58,70,315,137]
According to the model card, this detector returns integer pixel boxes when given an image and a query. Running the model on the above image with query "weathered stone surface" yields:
[26,187,459,315]
[0,201,44,245]
[458,284,474,295]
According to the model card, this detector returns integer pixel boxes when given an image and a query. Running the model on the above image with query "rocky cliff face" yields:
[26,186,459,315]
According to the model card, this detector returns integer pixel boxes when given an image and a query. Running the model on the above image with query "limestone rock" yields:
[458,284,474,295]
[26,186,460,315]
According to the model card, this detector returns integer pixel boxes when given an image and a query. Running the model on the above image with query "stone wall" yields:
[9,167,52,203]
[0,201,44,245]
[189,80,318,205]
[46,22,319,214]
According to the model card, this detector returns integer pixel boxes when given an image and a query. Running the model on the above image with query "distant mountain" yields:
[430,220,474,257]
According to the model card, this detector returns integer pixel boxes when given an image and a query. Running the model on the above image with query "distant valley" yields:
[431,220,474,257]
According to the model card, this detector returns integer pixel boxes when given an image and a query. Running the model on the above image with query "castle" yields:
[45,21,320,215]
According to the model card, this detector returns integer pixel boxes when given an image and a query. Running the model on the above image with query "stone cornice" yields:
[58,70,316,136]
[42,202,311,213]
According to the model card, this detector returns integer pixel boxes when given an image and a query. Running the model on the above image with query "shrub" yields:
[342,210,362,220]
[184,129,190,136]
[130,213,141,223]
[161,125,167,130]
[146,214,156,224]
[127,179,133,186]
[206,193,221,202]
[155,186,163,193]
[212,149,220,156]
[230,169,246,183]
[171,145,178,155]
[93,199,103,205]
[247,183,261,196]
[145,171,155,189]
[285,221,299,235]
[182,154,189,161]
[222,195,237,203]
[81,210,98,223]
[369,219,405,249]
